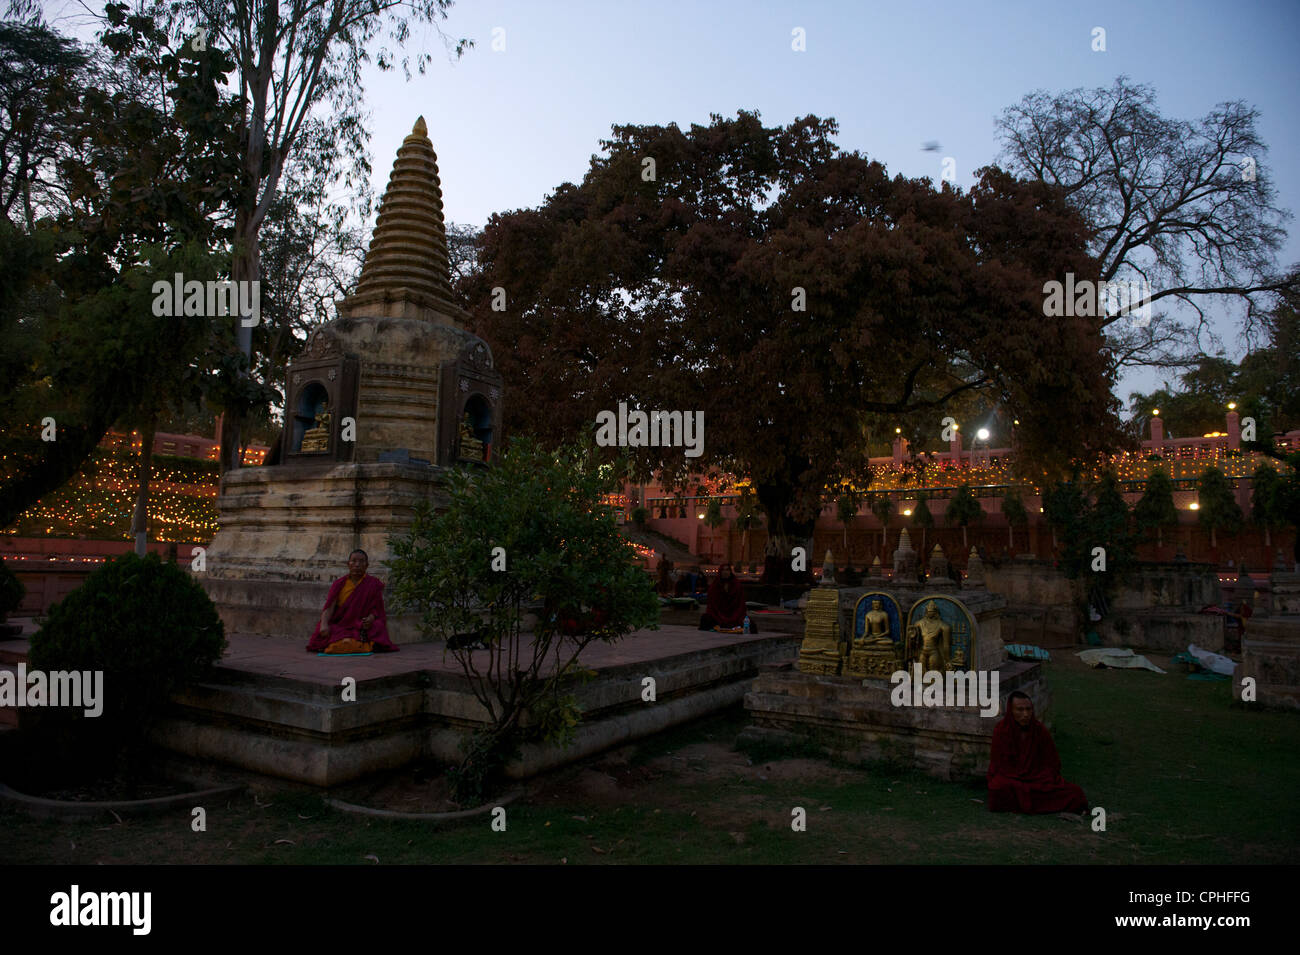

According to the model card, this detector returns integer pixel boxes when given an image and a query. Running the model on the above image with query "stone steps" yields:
[152,632,802,787]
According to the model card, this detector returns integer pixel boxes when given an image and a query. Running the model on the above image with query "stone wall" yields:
[742,660,1049,781]
[982,558,1224,652]
[1235,616,1300,710]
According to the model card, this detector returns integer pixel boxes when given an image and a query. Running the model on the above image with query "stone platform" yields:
[201,460,452,644]
[741,660,1049,781]
[1235,616,1300,710]
[150,625,800,787]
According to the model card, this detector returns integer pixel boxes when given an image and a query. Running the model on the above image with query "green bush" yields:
[0,558,24,619]
[24,552,226,782]
[388,437,659,803]
[631,506,648,526]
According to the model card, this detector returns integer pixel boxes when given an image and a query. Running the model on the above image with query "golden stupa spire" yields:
[338,115,460,323]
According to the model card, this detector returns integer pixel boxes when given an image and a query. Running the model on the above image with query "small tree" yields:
[386,438,659,803]
[945,484,983,550]
[1134,469,1179,549]
[835,492,858,559]
[868,491,894,557]
[1043,479,1087,565]
[1251,464,1284,548]
[1090,472,1137,578]
[999,488,1028,551]
[0,557,25,622]
[912,491,935,556]
[1197,467,1244,549]
[733,485,763,565]
[703,497,726,560]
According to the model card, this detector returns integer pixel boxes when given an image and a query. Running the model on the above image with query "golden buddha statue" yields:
[855,599,894,648]
[458,413,485,462]
[907,600,952,673]
[300,403,331,453]
[846,596,899,678]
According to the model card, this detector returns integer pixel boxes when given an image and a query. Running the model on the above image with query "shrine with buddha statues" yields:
[753,559,1054,781]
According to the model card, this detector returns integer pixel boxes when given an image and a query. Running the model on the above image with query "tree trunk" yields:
[756,480,815,587]
[131,418,158,558]
[1008,524,1014,550]
[221,200,267,473]
[962,525,968,550]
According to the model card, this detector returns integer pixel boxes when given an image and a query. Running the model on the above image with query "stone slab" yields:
[1098,611,1224,652]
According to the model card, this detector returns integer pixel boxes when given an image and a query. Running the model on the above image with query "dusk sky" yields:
[45,0,1300,415]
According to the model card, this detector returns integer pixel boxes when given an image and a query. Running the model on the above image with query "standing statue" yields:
[907,600,952,672]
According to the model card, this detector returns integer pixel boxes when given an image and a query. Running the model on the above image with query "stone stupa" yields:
[202,117,503,642]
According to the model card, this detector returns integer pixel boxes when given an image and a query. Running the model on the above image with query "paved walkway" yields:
[218,625,796,685]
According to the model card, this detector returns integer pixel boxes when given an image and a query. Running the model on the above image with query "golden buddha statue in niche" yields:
[907,600,953,672]
[458,412,485,462]
[855,599,894,648]
[300,403,331,453]
[846,596,898,678]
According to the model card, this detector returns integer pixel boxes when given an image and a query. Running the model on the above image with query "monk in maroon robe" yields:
[306,550,399,653]
[698,563,756,632]
[987,691,1086,813]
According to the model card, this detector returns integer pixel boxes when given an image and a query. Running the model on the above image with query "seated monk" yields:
[987,691,1086,814]
[306,549,399,653]
[698,563,756,632]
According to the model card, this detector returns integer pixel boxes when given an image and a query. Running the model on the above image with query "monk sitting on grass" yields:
[698,563,756,633]
[987,691,1086,814]
[306,549,398,653]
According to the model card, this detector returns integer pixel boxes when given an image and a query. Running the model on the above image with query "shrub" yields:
[631,506,648,526]
[0,558,24,620]
[387,437,659,803]
[25,552,226,783]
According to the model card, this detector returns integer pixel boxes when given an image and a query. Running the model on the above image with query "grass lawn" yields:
[2,651,1296,864]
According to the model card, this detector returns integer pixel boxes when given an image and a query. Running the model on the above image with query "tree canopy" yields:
[464,111,1124,550]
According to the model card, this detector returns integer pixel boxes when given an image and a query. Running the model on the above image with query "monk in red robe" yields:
[698,563,756,632]
[987,691,1086,813]
[306,550,399,653]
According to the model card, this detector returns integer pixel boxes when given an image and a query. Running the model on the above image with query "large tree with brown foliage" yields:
[461,111,1125,560]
